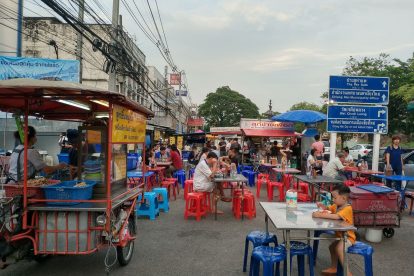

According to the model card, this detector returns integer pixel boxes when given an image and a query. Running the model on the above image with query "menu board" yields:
[169,136,176,145]
[87,130,101,144]
[176,136,183,149]
[113,153,126,181]
[112,104,146,143]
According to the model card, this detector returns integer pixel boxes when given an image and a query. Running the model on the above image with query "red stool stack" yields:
[267,181,285,201]
[184,192,208,221]
[184,180,194,200]
[256,173,270,198]
[232,190,256,219]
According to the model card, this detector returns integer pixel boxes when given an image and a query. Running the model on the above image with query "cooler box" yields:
[350,185,400,227]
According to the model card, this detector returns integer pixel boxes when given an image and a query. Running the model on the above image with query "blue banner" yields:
[0,56,80,82]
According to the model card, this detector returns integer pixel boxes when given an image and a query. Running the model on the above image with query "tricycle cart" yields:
[0,79,153,271]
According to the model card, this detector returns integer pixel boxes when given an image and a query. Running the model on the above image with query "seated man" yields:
[323,152,347,181]
[193,152,229,214]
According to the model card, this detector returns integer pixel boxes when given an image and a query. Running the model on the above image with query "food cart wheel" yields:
[116,218,136,266]
[383,228,395,238]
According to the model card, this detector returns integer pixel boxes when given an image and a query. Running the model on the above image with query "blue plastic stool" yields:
[188,168,195,179]
[242,170,256,187]
[243,231,278,272]
[174,169,186,188]
[312,230,336,265]
[249,245,286,276]
[153,188,169,213]
[337,241,374,276]
[281,241,314,276]
[136,192,159,220]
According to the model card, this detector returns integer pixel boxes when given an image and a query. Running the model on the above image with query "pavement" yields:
[3,186,414,276]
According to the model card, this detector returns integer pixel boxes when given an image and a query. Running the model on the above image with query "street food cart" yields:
[0,79,153,271]
[239,119,296,171]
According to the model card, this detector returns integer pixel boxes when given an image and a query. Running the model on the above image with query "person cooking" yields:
[7,126,68,183]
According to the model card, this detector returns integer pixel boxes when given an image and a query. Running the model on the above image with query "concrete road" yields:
[3,187,414,275]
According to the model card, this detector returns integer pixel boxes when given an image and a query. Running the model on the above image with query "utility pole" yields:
[16,0,23,56]
[164,65,169,116]
[108,0,119,92]
[76,0,84,83]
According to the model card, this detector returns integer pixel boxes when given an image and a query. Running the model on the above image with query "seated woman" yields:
[7,126,68,183]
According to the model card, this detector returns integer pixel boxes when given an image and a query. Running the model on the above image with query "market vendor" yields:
[7,126,68,183]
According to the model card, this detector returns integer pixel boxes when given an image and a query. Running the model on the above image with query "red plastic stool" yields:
[268,182,285,201]
[256,174,270,198]
[297,192,311,202]
[344,180,356,187]
[165,177,180,196]
[184,180,194,200]
[293,182,309,194]
[282,174,293,190]
[233,193,256,219]
[203,192,212,212]
[162,180,177,200]
[184,192,208,221]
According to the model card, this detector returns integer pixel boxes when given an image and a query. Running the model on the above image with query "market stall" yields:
[0,79,153,270]
[239,118,296,166]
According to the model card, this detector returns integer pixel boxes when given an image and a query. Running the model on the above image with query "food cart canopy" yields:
[0,78,154,121]
[210,127,241,136]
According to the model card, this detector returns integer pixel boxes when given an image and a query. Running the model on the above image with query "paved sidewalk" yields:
[4,186,414,275]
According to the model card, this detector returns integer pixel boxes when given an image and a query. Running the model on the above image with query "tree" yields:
[289,101,322,112]
[198,86,260,129]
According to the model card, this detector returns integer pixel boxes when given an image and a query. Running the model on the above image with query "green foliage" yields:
[198,86,260,129]
[342,53,414,136]
[289,101,322,112]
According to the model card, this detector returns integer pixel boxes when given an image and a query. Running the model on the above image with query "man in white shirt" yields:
[323,152,346,180]
[193,152,227,213]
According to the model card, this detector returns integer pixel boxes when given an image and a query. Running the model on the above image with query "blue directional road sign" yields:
[329,75,389,105]
[327,105,388,134]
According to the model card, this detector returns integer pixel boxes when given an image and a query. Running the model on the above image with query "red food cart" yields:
[0,79,153,270]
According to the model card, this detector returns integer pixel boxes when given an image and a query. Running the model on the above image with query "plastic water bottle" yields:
[286,189,297,209]
[288,160,291,168]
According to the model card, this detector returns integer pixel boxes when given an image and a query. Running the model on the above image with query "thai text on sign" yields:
[112,104,146,143]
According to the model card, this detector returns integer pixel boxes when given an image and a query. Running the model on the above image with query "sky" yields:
[26,0,414,113]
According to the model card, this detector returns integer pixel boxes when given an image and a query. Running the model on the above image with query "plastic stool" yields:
[312,230,336,265]
[153,187,169,212]
[242,170,256,187]
[281,241,314,276]
[188,168,195,179]
[184,179,194,200]
[184,192,208,221]
[242,230,278,272]
[174,169,186,188]
[165,177,180,196]
[344,180,356,187]
[297,192,311,202]
[337,241,374,276]
[256,174,270,198]
[296,182,309,194]
[136,192,159,220]
[233,192,256,219]
[268,181,285,201]
[162,179,177,200]
[249,245,286,276]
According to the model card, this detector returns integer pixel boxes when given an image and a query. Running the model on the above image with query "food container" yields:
[286,189,297,209]
[42,180,97,206]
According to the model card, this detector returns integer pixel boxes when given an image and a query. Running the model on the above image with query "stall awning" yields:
[242,129,294,137]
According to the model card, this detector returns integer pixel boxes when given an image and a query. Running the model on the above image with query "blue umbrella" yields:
[271,110,326,123]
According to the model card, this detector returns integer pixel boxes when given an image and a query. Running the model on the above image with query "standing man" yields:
[312,134,325,155]
[219,137,227,157]
[385,135,404,190]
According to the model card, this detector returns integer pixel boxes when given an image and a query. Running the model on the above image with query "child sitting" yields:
[312,184,356,276]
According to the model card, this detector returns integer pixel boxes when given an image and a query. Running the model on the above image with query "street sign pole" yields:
[329,132,337,161]
[372,133,381,171]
